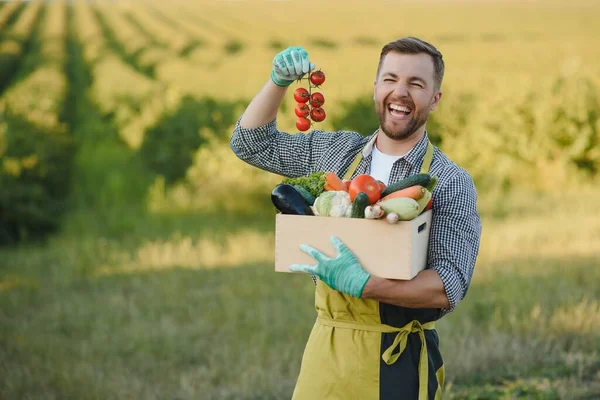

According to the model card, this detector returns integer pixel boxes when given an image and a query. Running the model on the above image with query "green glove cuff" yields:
[270,70,294,87]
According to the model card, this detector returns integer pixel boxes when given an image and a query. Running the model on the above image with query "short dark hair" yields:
[376,37,445,91]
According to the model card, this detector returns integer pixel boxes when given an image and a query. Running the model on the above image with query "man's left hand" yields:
[289,236,371,298]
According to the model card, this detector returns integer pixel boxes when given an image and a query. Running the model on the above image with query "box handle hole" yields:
[418,222,427,233]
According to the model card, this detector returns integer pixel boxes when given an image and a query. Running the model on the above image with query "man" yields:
[230,37,482,400]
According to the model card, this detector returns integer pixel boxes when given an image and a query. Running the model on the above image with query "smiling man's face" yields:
[373,52,442,141]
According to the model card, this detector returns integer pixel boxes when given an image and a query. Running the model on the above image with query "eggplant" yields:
[271,184,314,215]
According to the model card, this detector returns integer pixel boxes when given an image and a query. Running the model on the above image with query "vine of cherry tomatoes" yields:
[293,70,326,132]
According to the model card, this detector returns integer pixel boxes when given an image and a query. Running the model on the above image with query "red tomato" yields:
[377,180,387,192]
[310,70,326,85]
[296,117,311,132]
[424,197,433,211]
[293,88,310,103]
[310,92,325,108]
[348,175,381,204]
[343,180,351,191]
[295,103,310,118]
[310,107,326,122]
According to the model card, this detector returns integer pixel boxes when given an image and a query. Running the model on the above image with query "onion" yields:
[386,212,399,224]
[365,204,385,219]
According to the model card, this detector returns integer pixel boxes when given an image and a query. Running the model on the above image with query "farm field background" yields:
[0,0,599,399]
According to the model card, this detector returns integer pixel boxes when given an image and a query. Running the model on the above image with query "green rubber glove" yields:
[271,46,315,87]
[289,236,371,298]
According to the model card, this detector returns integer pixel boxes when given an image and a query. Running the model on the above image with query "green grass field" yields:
[1,192,599,399]
[1,0,599,398]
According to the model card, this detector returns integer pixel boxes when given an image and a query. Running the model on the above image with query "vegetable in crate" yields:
[282,171,347,198]
[380,185,426,202]
[386,213,399,224]
[348,174,382,204]
[377,197,421,221]
[324,172,347,192]
[312,191,353,217]
[424,197,433,211]
[351,192,370,218]
[381,173,432,197]
[282,172,327,198]
[415,188,432,213]
[293,185,316,205]
[271,184,314,215]
[425,175,438,192]
[364,204,384,219]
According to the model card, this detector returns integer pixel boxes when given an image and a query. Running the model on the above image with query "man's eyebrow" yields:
[381,72,398,78]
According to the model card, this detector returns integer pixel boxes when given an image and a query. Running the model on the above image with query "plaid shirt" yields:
[230,117,482,316]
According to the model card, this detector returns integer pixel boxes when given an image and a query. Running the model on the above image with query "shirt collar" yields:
[361,131,379,158]
[361,130,430,167]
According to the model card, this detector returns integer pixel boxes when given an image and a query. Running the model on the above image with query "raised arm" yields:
[239,80,288,130]
[230,46,337,178]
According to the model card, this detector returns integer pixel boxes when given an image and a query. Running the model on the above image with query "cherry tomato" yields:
[310,70,326,86]
[310,107,326,122]
[295,103,310,118]
[310,92,325,108]
[293,88,310,103]
[296,117,311,132]
[348,174,381,204]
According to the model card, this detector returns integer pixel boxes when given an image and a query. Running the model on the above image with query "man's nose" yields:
[392,83,409,98]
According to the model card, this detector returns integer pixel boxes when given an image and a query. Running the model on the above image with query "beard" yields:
[375,100,430,141]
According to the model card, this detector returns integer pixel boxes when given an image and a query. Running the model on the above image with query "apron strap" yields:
[342,150,363,181]
[420,140,434,174]
[343,139,434,181]
[318,316,435,400]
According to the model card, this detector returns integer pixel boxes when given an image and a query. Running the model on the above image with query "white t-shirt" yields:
[369,144,406,185]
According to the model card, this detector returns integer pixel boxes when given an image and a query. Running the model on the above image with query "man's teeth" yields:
[389,104,411,113]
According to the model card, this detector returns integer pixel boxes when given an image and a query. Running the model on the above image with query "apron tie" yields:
[318,316,435,400]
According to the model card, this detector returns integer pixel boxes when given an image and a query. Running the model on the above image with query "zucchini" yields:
[271,184,314,215]
[381,173,432,197]
[377,197,421,221]
[351,192,369,218]
[293,185,316,206]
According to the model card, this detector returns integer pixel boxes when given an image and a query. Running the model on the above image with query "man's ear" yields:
[429,91,443,111]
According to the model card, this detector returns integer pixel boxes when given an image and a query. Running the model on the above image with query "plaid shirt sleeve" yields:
[427,168,482,315]
[229,116,337,178]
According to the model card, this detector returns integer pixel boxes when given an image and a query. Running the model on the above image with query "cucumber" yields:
[271,184,314,215]
[425,175,438,192]
[293,185,316,206]
[351,192,369,218]
[381,173,432,197]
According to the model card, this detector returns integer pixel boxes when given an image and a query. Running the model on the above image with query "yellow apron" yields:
[292,141,445,400]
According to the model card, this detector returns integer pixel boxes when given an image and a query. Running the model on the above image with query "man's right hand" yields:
[271,46,315,87]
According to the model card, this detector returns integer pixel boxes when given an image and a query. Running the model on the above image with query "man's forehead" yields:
[379,52,434,79]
